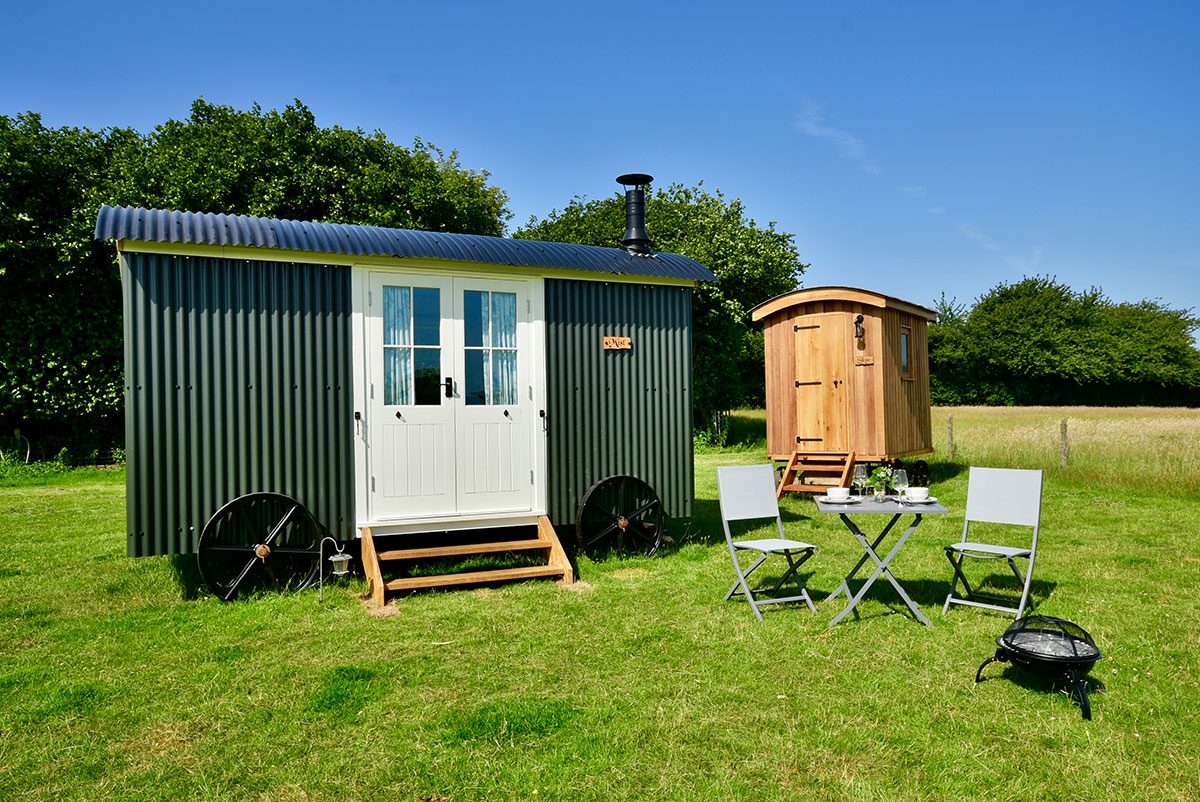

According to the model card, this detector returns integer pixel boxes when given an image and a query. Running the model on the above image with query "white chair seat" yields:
[734,538,816,553]
[949,542,1031,558]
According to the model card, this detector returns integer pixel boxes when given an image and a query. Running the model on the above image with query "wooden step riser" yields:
[377,538,551,562]
[385,564,565,591]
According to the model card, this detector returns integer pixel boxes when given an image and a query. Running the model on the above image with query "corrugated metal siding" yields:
[544,279,693,524]
[96,205,716,282]
[123,252,354,556]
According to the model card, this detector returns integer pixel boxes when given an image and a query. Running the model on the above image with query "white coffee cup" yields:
[906,487,930,501]
[827,487,850,500]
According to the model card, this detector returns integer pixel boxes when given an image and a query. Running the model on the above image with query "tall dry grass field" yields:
[931,406,1200,494]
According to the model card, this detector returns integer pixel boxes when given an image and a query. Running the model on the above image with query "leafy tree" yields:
[515,183,806,424]
[0,113,132,454]
[928,277,1200,406]
[108,99,510,235]
[0,100,511,457]
[928,293,974,405]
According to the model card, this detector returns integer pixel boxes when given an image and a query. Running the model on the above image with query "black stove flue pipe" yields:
[616,173,653,255]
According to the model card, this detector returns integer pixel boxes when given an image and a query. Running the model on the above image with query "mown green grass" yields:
[1,408,1198,801]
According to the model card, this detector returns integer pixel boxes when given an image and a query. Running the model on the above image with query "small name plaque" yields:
[603,336,633,351]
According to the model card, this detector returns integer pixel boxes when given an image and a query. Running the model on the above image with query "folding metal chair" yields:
[943,467,1043,618]
[717,464,818,621]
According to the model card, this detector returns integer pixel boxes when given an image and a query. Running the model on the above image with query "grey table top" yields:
[813,495,950,515]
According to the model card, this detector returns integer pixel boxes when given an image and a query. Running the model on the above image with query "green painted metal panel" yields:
[123,252,354,557]
[544,279,694,525]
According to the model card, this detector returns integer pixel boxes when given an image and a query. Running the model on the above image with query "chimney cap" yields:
[616,173,654,188]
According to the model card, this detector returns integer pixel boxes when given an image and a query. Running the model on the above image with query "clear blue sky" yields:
[5,1,1197,316]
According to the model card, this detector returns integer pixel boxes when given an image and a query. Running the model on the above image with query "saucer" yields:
[901,496,938,504]
[816,496,861,504]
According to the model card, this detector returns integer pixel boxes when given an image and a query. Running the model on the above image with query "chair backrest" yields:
[717,465,782,524]
[965,467,1043,528]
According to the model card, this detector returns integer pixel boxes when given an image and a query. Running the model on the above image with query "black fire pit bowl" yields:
[975,615,1103,720]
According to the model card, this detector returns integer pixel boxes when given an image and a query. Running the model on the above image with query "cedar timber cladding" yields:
[544,279,694,524]
[752,287,936,463]
[122,252,354,557]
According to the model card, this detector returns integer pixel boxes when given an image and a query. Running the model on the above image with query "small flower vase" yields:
[872,486,886,500]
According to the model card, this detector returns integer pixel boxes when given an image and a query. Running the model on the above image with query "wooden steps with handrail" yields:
[360,516,573,605]
[777,451,857,498]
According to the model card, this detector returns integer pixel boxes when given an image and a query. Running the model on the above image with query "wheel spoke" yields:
[623,499,658,522]
[234,505,264,544]
[223,556,261,602]
[262,504,299,547]
[585,522,622,547]
[583,500,620,525]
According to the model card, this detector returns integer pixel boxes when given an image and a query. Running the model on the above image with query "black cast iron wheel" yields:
[576,475,665,559]
[197,492,322,601]
[903,460,931,487]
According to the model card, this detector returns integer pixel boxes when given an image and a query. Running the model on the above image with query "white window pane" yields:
[412,287,440,346]
[464,290,489,348]
[491,292,516,349]
[464,350,487,406]
[383,286,411,346]
[492,350,517,405]
[384,347,411,406]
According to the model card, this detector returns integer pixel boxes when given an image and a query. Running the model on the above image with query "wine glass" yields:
[893,468,909,501]
[852,465,867,498]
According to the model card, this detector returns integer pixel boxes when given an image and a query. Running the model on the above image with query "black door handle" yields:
[444,377,454,398]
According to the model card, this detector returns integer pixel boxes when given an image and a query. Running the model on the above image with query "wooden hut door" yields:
[793,312,851,451]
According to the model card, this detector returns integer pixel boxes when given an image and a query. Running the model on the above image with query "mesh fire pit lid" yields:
[999,615,1101,662]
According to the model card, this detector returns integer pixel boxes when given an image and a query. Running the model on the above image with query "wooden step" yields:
[377,537,550,562]
[360,516,574,604]
[781,482,838,493]
[385,564,565,591]
[778,450,857,498]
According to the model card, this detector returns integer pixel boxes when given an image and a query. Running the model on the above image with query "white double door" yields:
[367,272,534,520]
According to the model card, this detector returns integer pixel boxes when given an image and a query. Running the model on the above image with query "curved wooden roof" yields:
[750,286,938,323]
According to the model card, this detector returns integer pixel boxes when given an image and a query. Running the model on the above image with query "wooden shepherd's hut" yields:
[750,286,937,493]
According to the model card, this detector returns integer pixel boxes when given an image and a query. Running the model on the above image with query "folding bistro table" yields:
[815,496,949,627]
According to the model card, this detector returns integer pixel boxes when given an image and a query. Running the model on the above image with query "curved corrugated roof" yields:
[750,286,938,322]
[94,205,715,282]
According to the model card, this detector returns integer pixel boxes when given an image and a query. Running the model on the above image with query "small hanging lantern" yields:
[328,549,352,577]
[318,536,353,603]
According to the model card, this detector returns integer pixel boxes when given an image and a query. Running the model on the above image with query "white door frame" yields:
[350,264,547,531]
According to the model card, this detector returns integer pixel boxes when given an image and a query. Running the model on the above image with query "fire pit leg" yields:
[975,650,1006,683]
[1069,669,1092,721]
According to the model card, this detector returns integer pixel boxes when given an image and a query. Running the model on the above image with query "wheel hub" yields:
[617,516,630,531]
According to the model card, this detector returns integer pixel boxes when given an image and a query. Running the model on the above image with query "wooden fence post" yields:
[947,414,955,460]
[1060,418,1068,468]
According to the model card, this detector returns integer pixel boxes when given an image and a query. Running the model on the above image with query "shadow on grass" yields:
[820,576,1057,609]
[721,570,818,610]
[169,554,205,601]
[681,498,818,548]
[976,663,1107,718]
[927,460,968,484]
